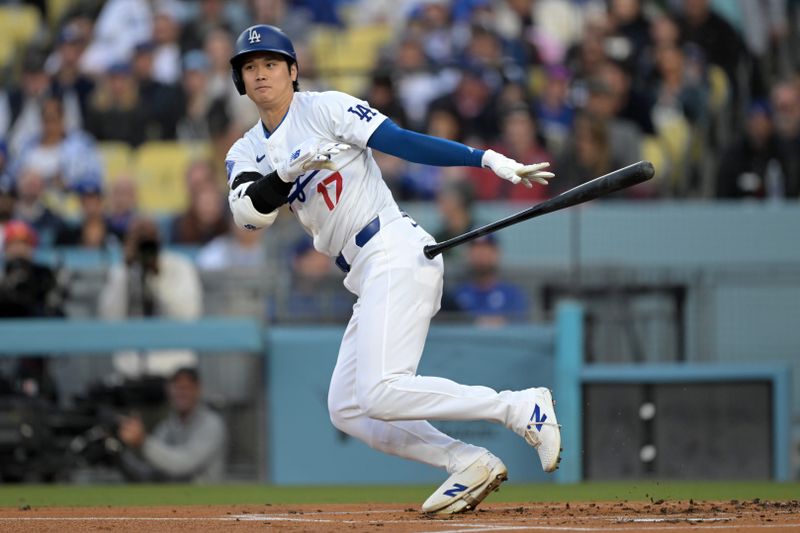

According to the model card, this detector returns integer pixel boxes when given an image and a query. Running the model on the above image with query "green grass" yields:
[1,482,799,508]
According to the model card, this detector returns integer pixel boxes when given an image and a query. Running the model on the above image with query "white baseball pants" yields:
[327,206,529,475]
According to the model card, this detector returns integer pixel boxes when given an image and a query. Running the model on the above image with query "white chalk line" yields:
[2,509,798,533]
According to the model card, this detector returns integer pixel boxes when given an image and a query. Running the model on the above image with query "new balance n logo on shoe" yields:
[443,483,468,497]
[528,404,547,432]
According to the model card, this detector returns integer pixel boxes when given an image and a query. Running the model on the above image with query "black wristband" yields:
[238,171,292,213]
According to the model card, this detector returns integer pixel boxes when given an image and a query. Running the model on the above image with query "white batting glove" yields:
[481,149,554,188]
[276,138,351,183]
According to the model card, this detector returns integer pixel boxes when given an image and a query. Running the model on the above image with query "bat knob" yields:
[423,244,437,260]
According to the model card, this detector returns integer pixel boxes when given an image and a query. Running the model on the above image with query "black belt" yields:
[335,215,381,273]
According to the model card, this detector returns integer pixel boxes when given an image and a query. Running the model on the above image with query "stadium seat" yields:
[133,142,210,215]
[0,5,42,50]
[654,113,691,191]
[97,142,134,185]
[707,64,730,116]
[0,38,13,70]
[641,135,671,187]
[47,0,77,27]
[311,24,392,94]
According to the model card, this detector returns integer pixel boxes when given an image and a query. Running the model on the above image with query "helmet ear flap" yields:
[231,67,245,95]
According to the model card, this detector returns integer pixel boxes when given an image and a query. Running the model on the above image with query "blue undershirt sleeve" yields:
[366,119,485,168]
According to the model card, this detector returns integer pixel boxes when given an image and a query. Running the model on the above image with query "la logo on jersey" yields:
[248,29,261,44]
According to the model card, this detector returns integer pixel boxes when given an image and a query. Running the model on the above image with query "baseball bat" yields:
[423,160,655,259]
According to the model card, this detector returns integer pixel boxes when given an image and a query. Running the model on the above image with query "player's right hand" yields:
[276,138,351,182]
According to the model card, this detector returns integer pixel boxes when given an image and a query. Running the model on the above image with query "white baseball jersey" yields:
[225,90,395,257]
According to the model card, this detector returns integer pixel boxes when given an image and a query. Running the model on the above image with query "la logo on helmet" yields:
[248,29,261,44]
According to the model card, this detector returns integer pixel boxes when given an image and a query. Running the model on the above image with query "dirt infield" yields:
[1,499,799,532]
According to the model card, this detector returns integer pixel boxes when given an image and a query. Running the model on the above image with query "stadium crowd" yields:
[0,0,799,323]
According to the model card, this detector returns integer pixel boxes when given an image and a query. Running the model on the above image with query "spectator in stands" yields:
[12,165,69,246]
[451,234,528,326]
[410,0,458,67]
[429,67,500,144]
[676,0,744,88]
[720,1,792,94]
[715,100,793,199]
[4,47,79,156]
[117,366,227,483]
[204,25,257,135]
[171,160,228,244]
[363,72,409,129]
[0,220,63,403]
[79,0,153,76]
[98,217,202,375]
[99,216,202,319]
[176,50,215,141]
[600,60,655,135]
[469,104,553,202]
[650,43,708,128]
[150,4,183,86]
[55,181,115,249]
[565,13,611,95]
[0,179,14,248]
[497,81,533,116]
[535,64,575,155]
[8,92,102,192]
[85,62,148,146]
[196,218,266,270]
[170,183,228,245]
[395,106,466,200]
[47,22,95,124]
[606,0,651,75]
[0,220,63,319]
[460,26,510,79]
[392,36,458,130]
[271,237,352,323]
[771,79,800,196]
[554,112,621,196]
[433,180,475,271]
[106,177,139,241]
[486,0,541,67]
[583,71,643,168]
[132,41,183,140]
[250,0,310,44]
[181,0,235,53]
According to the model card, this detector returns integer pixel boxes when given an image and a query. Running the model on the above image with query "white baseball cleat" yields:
[421,453,508,514]
[518,387,562,473]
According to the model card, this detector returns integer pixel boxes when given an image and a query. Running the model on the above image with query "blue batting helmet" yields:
[230,25,297,95]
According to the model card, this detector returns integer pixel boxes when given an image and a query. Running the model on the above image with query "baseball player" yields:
[225,25,561,514]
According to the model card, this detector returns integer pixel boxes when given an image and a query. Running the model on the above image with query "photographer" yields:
[98,216,202,377]
[116,367,227,483]
[0,220,63,319]
[0,220,64,403]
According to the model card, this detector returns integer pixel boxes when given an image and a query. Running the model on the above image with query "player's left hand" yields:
[277,138,351,182]
[481,149,554,188]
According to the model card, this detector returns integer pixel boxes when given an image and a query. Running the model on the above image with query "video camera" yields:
[0,375,166,482]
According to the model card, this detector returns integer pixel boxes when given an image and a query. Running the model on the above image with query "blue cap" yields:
[73,180,103,196]
[748,99,772,118]
[107,62,132,75]
[134,40,155,53]
[58,24,83,44]
[291,235,315,258]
